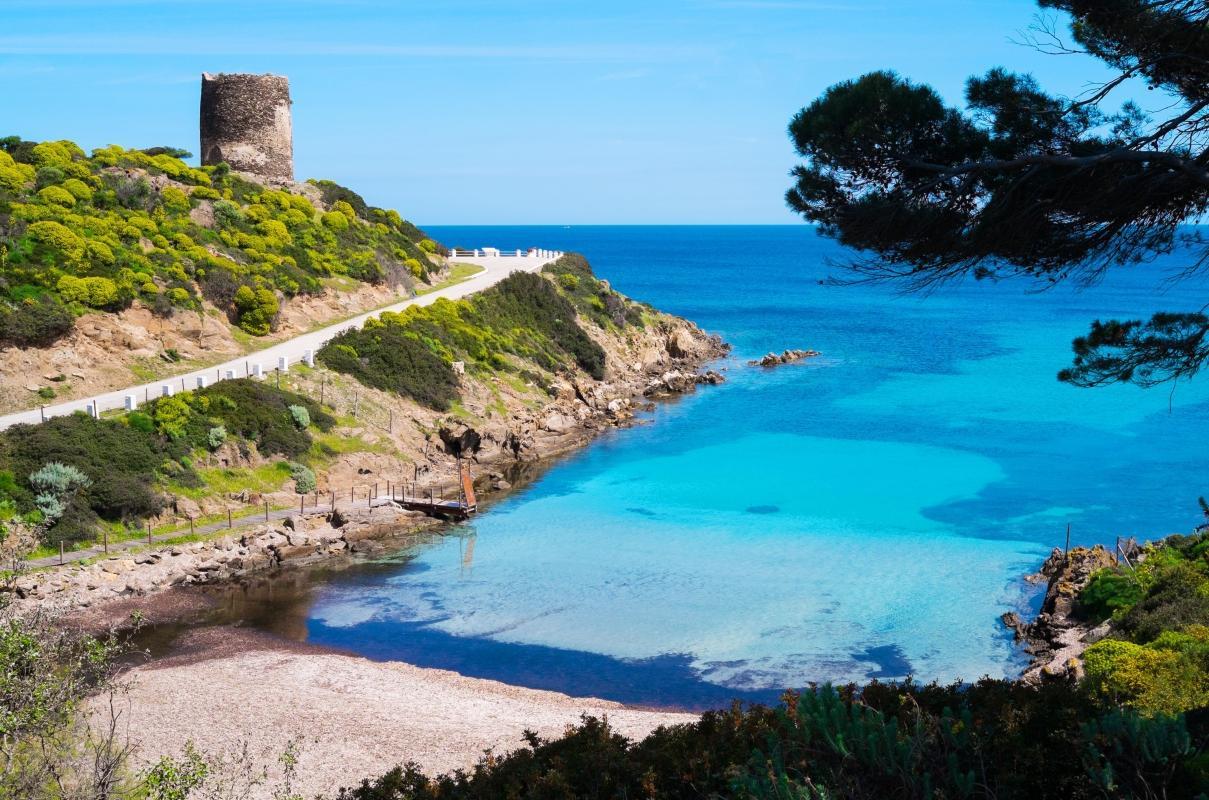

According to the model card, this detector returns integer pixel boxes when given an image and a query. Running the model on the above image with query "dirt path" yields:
[0,253,558,430]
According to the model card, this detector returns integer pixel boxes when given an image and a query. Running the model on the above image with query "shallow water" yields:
[222,226,1209,707]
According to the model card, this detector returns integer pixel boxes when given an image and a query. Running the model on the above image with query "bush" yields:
[0,414,172,538]
[36,184,75,207]
[1080,568,1147,622]
[287,404,310,430]
[233,285,279,335]
[1084,636,1209,715]
[288,462,316,494]
[207,425,227,450]
[319,328,460,411]
[1117,564,1209,644]
[0,297,74,347]
[2,137,445,341]
[56,275,121,309]
[321,210,350,231]
[318,267,607,409]
[187,379,332,458]
[26,220,86,265]
[337,680,1209,800]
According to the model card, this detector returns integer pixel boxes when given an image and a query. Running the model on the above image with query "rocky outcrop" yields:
[438,423,482,457]
[1003,545,1117,683]
[749,349,820,367]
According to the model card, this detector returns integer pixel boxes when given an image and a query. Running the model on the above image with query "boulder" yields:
[541,411,576,434]
[275,543,320,561]
[439,423,482,456]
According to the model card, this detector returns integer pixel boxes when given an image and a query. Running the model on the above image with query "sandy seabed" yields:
[105,627,696,799]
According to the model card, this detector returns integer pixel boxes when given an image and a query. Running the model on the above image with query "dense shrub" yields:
[0,296,74,347]
[338,680,1208,800]
[288,462,316,494]
[0,414,175,542]
[543,253,645,329]
[319,329,460,411]
[1079,568,1147,622]
[206,425,226,450]
[287,404,310,430]
[0,137,440,345]
[318,266,608,408]
[1084,635,1209,715]
[233,285,279,335]
[1077,531,1209,714]
[142,379,333,460]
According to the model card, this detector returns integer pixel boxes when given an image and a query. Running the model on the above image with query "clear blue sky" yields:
[2,1,1122,224]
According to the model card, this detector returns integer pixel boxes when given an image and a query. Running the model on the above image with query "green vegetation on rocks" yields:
[318,256,645,410]
[0,379,332,545]
[0,135,437,345]
[1078,531,1209,715]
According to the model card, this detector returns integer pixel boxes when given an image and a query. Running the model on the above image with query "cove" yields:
[204,225,1209,708]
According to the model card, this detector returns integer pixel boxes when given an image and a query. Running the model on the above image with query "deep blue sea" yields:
[273,225,1209,708]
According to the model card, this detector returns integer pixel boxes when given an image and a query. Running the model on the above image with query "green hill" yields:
[0,136,439,346]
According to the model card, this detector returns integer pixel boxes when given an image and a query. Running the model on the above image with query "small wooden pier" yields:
[390,462,478,521]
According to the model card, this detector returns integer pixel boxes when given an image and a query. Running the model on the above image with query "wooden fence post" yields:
[300,495,305,515]
[59,541,64,565]
[103,528,108,554]
[147,519,152,544]
[265,499,269,521]
[189,516,194,536]
[228,509,233,529]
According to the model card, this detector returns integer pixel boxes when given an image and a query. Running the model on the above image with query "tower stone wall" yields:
[199,73,293,181]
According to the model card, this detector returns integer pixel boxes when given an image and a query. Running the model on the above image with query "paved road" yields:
[0,252,561,431]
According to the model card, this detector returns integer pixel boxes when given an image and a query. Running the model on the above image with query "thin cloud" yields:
[0,35,713,62]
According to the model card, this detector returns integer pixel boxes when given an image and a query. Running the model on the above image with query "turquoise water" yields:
[291,226,1209,707]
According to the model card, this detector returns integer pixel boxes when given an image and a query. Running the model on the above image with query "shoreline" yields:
[7,328,729,797]
[102,625,697,800]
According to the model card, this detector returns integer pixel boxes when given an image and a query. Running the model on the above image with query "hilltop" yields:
[0,136,448,412]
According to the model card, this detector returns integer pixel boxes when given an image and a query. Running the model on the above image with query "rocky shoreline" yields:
[1002,544,1118,683]
[5,321,731,619]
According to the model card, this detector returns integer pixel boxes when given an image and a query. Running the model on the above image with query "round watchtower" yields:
[199,73,293,181]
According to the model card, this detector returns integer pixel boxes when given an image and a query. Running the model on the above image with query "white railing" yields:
[0,245,566,431]
[447,247,563,259]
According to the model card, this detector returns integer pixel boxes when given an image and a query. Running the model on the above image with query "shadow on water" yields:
[127,555,785,712]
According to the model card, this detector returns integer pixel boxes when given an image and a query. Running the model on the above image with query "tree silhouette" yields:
[787,1,1209,388]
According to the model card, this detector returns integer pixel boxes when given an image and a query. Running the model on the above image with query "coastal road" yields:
[0,251,561,431]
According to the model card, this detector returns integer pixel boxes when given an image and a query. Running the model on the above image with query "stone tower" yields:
[199,73,293,181]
